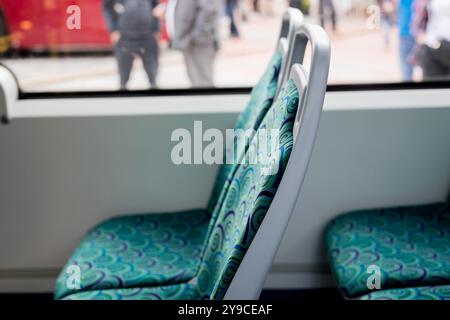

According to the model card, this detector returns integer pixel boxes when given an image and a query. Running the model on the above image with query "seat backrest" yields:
[197,78,301,299]
[205,51,282,213]
[206,8,304,214]
[195,24,330,300]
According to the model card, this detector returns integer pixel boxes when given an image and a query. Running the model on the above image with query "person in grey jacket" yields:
[103,0,160,89]
[164,0,221,87]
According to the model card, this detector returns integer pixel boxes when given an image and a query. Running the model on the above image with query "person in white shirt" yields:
[420,0,450,80]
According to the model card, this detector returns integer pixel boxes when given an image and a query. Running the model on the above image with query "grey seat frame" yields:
[276,8,304,96]
[225,24,331,300]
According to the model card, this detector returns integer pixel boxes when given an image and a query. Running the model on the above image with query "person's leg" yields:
[326,0,337,31]
[115,40,134,89]
[140,37,159,88]
[182,46,198,87]
[399,36,415,81]
[319,0,325,28]
[240,0,249,21]
[226,0,240,37]
[421,45,447,81]
[433,42,450,72]
[231,0,240,37]
[192,45,215,87]
[183,45,216,87]
[225,0,233,17]
[253,0,260,12]
[380,15,391,48]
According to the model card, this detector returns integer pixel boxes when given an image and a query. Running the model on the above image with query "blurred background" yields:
[0,0,449,92]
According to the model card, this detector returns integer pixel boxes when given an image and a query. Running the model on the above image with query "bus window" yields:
[0,0,449,94]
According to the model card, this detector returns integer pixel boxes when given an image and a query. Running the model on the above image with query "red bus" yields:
[0,0,115,52]
[0,0,113,52]
[0,0,169,53]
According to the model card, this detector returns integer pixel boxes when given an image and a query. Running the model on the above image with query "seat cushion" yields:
[359,285,450,300]
[326,203,450,299]
[62,282,201,300]
[55,209,210,300]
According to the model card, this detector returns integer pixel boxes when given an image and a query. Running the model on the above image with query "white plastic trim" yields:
[224,23,331,300]
[0,66,19,123]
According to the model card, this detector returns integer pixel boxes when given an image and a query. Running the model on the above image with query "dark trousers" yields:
[115,37,159,89]
[399,36,415,81]
[421,43,450,81]
[253,0,260,12]
[319,0,337,31]
[226,0,239,37]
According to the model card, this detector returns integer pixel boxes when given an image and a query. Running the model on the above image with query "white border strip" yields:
[325,88,450,111]
[8,88,450,120]
[10,94,248,119]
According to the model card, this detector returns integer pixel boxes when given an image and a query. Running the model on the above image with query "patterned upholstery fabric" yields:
[63,283,201,300]
[61,79,300,300]
[197,79,299,299]
[360,285,450,300]
[206,51,282,214]
[326,202,450,299]
[55,210,210,300]
[55,52,282,299]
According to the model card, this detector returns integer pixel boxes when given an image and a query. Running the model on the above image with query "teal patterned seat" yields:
[359,285,450,300]
[62,283,202,300]
[206,51,282,213]
[61,79,300,300]
[55,52,284,300]
[65,283,450,300]
[55,210,209,300]
[325,202,450,300]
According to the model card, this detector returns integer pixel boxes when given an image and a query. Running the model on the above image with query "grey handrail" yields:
[276,8,304,96]
[289,24,331,142]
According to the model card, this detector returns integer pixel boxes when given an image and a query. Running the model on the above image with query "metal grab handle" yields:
[286,24,331,143]
[276,8,304,96]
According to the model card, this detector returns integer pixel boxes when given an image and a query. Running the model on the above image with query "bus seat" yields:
[359,285,450,300]
[54,209,210,299]
[58,75,304,301]
[54,9,305,300]
[56,22,330,300]
[325,202,450,300]
[206,7,303,213]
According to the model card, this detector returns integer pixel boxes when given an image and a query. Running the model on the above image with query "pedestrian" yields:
[319,0,337,32]
[377,0,396,49]
[165,0,221,87]
[413,0,450,80]
[396,0,415,81]
[226,0,240,38]
[103,0,160,90]
[253,0,261,13]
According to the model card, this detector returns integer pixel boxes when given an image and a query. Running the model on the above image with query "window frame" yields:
[3,61,450,100]
[17,81,450,100]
